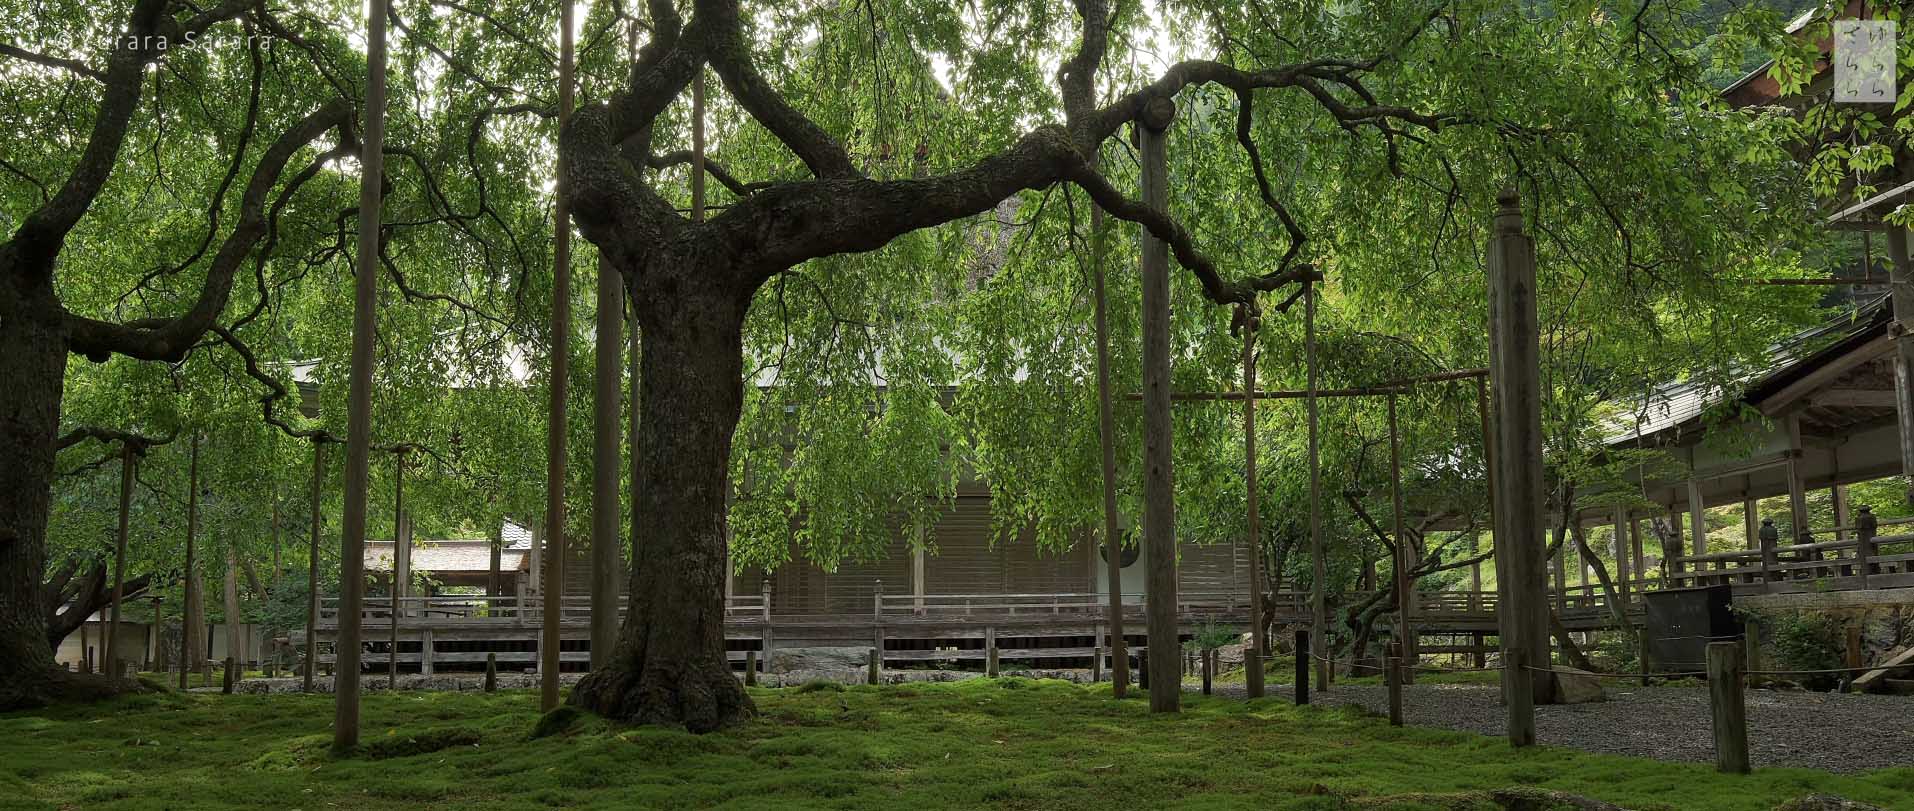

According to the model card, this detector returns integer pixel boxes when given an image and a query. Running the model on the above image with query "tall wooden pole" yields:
[1090,164,1128,698]
[1307,283,1327,691]
[180,433,200,689]
[1136,97,1179,713]
[1388,393,1410,685]
[1242,309,1265,698]
[304,441,323,693]
[591,252,623,669]
[542,0,576,713]
[1487,187,1552,727]
[389,453,405,689]
[1887,226,1914,509]
[223,541,240,674]
[105,446,135,675]
[335,0,388,751]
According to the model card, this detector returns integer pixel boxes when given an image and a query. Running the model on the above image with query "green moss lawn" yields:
[3,678,1908,810]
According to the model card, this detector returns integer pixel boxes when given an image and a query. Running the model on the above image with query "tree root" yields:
[0,665,151,712]
[569,658,752,733]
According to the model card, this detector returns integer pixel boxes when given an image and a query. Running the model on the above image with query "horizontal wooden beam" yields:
[1807,388,1899,408]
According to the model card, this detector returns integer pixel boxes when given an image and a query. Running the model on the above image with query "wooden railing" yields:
[870,590,1252,620]
[1668,529,1914,589]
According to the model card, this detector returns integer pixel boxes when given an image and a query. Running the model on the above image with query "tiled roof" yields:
[1601,295,1889,447]
[365,539,526,573]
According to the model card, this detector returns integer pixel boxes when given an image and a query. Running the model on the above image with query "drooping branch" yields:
[2,0,258,275]
[698,0,856,179]
[65,99,354,363]
[0,43,105,81]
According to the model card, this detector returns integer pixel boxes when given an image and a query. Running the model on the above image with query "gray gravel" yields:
[1210,680,1914,774]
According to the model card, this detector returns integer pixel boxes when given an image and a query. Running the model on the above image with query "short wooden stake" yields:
[483,653,497,692]
[1200,650,1213,695]
[222,657,236,694]
[1743,618,1762,674]
[1294,630,1310,705]
[1136,648,1148,690]
[1505,646,1535,747]
[986,644,999,678]
[1637,628,1651,687]
[744,650,758,687]
[1091,646,1102,683]
[1706,641,1750,774]
[1385,654,1403,727]
[867,647,880,685]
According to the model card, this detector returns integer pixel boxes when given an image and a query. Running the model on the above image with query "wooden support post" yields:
[484,653,497,692]
[1785,416,1810,548]
[1611,507,1632,605]
[1244,311,1266,699]
[390,460,408,690]
[181,433,200,691]
[1136,96,1180,713]
[1856,506,1877,587]
[1887,225,1914,511]
[1307,283,1328,694]
[1385,650,1403,727]
[305,442,323,694]
[420,628,434,677]
[1387,393,1414,689]
[1089,114,1129,702]
[1472,632,1487,669]
[1293,629,1310,705]
[744,650,758,687]
[1689,479,1708,557]
[1706,642,1750,774]
[1505,646,1535,747]
[761,581,775,672]
[1743,494,1759,552]
[105,446,135,677]
[868,648,880,685]
[1486,188,1551,707]
[1638,628,1651,686]
[1743,617,1762,674]
[1758,518,1779,584]
[540,0,576,715]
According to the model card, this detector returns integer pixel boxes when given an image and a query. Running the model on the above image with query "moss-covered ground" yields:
[2,678,1908,810]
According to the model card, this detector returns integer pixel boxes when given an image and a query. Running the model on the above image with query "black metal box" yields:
[1642,585,1736,672]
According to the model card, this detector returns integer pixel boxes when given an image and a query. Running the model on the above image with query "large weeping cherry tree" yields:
[0,0,352,710]
[562,0,1461,730]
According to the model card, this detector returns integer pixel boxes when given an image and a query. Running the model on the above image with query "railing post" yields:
[1856,506,1877,588]
[1758,519,1779,585]
[1706,641,1749,774]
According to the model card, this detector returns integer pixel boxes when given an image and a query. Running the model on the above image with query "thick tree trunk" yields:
[570,269,752,732]
[0,275,128,708]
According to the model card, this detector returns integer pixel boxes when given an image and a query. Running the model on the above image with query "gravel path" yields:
[1209,680,1914,774]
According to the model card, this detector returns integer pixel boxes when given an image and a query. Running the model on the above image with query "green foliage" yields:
[1746,608,1846,685]
[2,682,1908,810]
[1186,621,1242,653]
[10,0,1850,609]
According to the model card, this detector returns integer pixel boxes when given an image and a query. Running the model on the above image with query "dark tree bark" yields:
[570,262,751,731]
[559,0,1436,729]
[0,0,349,710]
